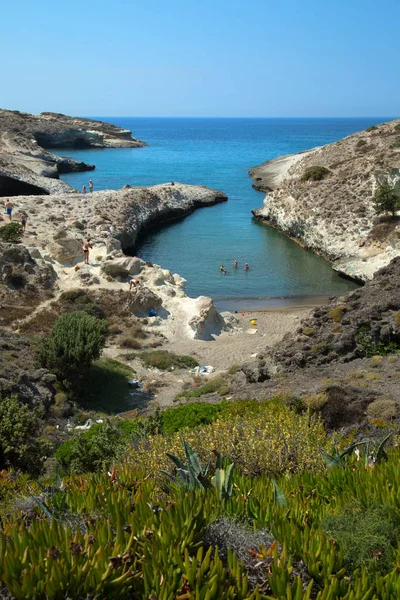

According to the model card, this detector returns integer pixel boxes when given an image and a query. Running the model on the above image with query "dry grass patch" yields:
[367,398,398,420]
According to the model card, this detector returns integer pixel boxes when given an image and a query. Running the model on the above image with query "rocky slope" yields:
[0,109,146,196]
[250,119,400,281]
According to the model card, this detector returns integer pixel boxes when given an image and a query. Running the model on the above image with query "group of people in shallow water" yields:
[220,260,249,275]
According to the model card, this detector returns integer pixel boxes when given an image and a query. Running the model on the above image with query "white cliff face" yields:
[3,182,228,341]
[251,119,400,282]
[0,109,146,195]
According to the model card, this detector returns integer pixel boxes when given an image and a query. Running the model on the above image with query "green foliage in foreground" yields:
[139,349,198,370]
[3,445,400,598]
[372,183,400,217]
[0,222,23,243]
[37,311,108,380]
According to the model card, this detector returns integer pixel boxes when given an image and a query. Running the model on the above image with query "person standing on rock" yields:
[4,200,13,221]
[89,180,93,193]
[20,211,28,232]
[82,185,87,195]
[82,238,92,265]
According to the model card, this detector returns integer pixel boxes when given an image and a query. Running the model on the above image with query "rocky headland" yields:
[0,109,146,196]
[250,119,400,281]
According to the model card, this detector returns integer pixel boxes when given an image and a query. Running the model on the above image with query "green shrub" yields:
[391,141,400,148]
[0,397,45,475]
[227,364,241,375]
[301,166,330,182]
[0,222,23,243]
[139,350,198,371]
[311,341,330,353]
[120,336,142,349]
[102,263,129,279]
[323,504,400,576]
[395,124,400,131]
[162,403,223,433]
[356,139,367,147]
[72,221,85,231]
[355,325,399,357]
[176,377,230,400]
[60,289,89,303]
[373,183,400,217]
[329,305,346,323]
[50,392,72,419]
[55,420,126,473]
[366,125,378,132]
[302,327,314,336]
[37,312,108,380]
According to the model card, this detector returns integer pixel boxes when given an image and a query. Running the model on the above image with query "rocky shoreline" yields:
[0,109,146,196]
[250,119,400,282]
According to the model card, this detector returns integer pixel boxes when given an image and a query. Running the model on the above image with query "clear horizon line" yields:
[87,115,398,120]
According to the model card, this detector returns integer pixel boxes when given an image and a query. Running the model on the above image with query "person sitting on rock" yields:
[82,185,87,195]
[82,238,92,265]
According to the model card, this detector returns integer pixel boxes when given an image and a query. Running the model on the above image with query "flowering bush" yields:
[128,401,325,476]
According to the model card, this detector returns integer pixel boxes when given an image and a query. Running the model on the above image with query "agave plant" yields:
[320,434,392,469]
[162,440,235,496]
[162,438,213,490]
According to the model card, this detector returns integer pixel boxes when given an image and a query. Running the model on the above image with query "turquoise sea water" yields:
[55,117,389,307]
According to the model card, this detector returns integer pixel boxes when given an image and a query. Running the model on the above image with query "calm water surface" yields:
[55,117,389,305]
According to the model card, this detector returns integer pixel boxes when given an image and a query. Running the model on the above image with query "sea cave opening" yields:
[0,175,49,197]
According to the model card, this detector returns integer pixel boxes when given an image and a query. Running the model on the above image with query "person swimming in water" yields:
[244,263,249,271]
[233,259,238,267]
[220,265,227,274]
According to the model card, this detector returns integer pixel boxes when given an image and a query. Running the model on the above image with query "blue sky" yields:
[2,0,399,117]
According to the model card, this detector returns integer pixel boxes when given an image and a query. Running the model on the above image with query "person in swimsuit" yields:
[82,185,87,195]
[5,201,13,221]
[244,263,249,271]
[20,212,28,232]
[129,278,140,291]
[89,180,93,193]
[233,259,238,267]
[82,238,92,264]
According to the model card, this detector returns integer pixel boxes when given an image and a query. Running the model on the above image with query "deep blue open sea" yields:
[54,117,391,308]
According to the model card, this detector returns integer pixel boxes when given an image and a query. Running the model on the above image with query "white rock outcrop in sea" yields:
[0,109,146,196]
[250,119,400,282]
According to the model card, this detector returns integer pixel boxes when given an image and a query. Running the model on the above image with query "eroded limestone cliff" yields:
[250,119,400,281]
[0,110,146,196]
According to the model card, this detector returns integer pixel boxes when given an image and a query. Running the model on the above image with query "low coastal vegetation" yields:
[0,398,399,598]
[300,166,331,182]
[372,183,400,217]
[0,222,23,243]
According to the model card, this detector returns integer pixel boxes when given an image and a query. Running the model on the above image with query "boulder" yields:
[188,296,226,341]
[105,236,122,253]
[48,235,82,263]
[128,286,163,316]
[241,361,270,383]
